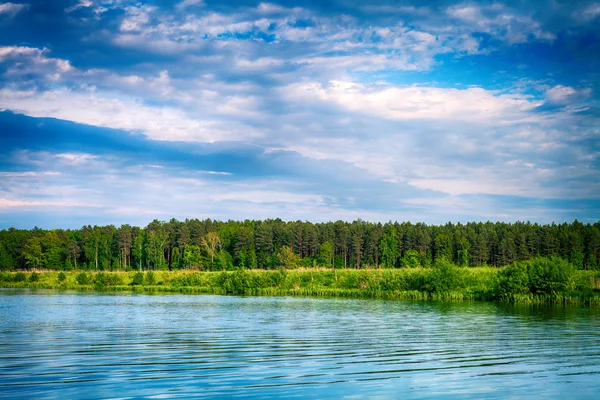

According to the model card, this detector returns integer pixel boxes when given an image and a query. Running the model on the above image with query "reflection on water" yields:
[1,289,599,399]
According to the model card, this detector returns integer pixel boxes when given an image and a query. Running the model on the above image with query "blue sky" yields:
[0,0,599,228]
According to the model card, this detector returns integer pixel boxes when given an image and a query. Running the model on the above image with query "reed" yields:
[1,266,599,304]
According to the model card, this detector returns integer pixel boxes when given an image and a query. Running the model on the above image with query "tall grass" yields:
[1,264,598,304]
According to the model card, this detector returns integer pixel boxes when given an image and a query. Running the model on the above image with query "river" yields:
[1,289,599,399]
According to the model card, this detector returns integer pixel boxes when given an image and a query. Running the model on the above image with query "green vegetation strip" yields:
[2,257,600,304]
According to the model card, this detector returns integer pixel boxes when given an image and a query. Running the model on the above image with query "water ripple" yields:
[1,290,600,399]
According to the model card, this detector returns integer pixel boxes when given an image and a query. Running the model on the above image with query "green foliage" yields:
[217,269,252,294]
[379,229,398,268]
[569,250,584,270]
[145,271,156,285]
[183,244,203,269]
[22,238,43,269]
[401,250,421,268]
[76,272,91,285]
[172,272,208,287]
[94,272,123,287]
[424,258,463,293]
[319,241,334,267]
[527,257,574,295]
[1,266,599,304]
[496,261,529,299]
[496,257,575,299]
[215,249,233,270]
[28,272,40,283]
[380,270,408,291]
[14,272,27,282]
[0,219,599,274]
[277,246,300,269]
[298,257,315,268]
[57,272,66,282]
[457,249,469,267]
[130,272,144,286]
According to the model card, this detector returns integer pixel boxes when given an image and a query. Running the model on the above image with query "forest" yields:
[0,219,599,272]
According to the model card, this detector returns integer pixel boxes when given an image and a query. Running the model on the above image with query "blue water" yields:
[1,290,599,399]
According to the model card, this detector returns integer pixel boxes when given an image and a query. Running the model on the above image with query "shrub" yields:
[527,257,574,295]
[14,272,27,282]
[380,270,407,291]
[496,261,529,299]
[130,272,144,286]
[217,269,253,294]
[57,272,66,283]
[266,269,286,287]
[76,272,91,285]
[176,273,206,287]
[28,272,40,282]
[496,257,575,299]
[144,271,156,285]
[424,258,463,293]
[94,272,123,287]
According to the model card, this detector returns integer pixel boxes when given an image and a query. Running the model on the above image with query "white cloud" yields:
[119,5,154,32]
[0,171,61,177]
[65,0,92,13]
[0,88,254,142]
[212,190,323,204]
[101,3,482,73]
[55,153,99,165]
[0,199,96,208]
[176,0,204,11]
[0,46,72,80]
[0,2,28,17]
[446,3,555,44]
[256,3,291,14]
[284,80,541,122]
[0,4,596,223]
[545,85,591,103]
[573,3,600,21]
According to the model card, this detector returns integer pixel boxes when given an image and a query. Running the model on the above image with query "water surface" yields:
[1,289,599,399]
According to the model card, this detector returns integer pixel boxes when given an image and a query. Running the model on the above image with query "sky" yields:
[0,0,599,229]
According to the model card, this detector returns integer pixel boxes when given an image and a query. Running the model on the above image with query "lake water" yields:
[1,290,599,399]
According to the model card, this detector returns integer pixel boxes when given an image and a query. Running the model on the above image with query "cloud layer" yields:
[0,0,599,228]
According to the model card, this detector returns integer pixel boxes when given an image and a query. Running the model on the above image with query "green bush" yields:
[57,272,66,283]
[251,273,272,289]
[174,273,206,287]
[14,272,27,282]
[263,269,286,287]
[28,272,40,282]
[75,272,92,285]
[424,258,463,293]
[528,257,574,295]
[380,271,407,291]
[231,269,252,293]
[496,261,529,299]
[94,272,122,287]
[76,272,91,285]
[130,272,144,286]
[496,257,575,299]
[144,271,156,285]
[217,270,253,294]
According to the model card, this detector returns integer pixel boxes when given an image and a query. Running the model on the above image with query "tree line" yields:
[0,219,598,271]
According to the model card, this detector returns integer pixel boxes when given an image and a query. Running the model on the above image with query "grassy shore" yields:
[2,266,600,304]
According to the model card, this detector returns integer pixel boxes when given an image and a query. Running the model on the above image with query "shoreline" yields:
[2,269,600,305]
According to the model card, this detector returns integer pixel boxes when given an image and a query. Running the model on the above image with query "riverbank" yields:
[2,266,600,304]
